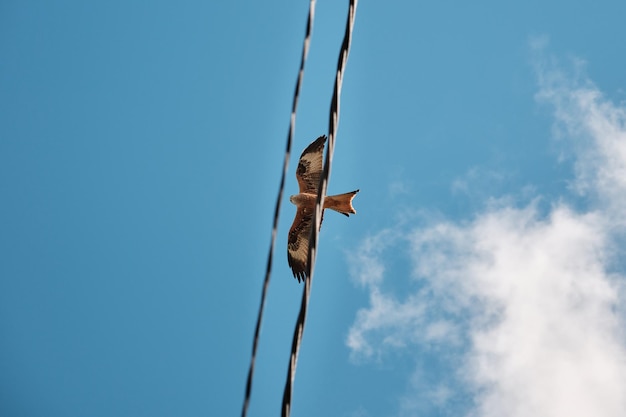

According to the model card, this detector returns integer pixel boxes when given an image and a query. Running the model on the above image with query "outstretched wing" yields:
[296,135,326,193]
[287,207,311,282]
[287,206,324,282]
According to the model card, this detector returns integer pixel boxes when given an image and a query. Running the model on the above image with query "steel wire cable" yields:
[281,1,358,416]
[241,2,317,417]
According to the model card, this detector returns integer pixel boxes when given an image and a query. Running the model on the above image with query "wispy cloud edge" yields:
[346,47,626,417]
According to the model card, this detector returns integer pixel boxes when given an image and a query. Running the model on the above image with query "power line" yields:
[281,1,358,416]
[240,2,317,417]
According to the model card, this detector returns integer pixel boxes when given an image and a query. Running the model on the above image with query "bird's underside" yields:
[290,191,358,216]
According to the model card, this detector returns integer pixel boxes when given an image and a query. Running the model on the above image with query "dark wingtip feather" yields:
[300,135,327,158]
[288,254,308,283]
[292,269,307,283]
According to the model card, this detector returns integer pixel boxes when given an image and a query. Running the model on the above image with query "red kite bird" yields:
[288,135,359,282]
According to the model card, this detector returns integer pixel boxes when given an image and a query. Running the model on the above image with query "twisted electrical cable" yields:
[281,1,358,416]
[241,2,317,416]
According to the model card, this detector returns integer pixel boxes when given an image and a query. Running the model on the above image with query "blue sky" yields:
[2,1,626,416]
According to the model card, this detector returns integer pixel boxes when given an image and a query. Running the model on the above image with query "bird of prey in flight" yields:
[287,135,359,282]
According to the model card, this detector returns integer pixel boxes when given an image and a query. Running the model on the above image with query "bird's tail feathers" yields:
[324,190,359,216]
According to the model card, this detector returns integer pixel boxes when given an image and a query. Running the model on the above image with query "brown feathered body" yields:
[289,191,358,216]
[287,135,359,282]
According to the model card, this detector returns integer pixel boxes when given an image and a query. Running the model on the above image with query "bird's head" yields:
[289,195,296,205]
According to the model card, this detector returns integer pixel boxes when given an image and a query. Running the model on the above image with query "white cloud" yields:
[413,204,626,417]
[534,57,626,217]
[347,229,397,288]
[346,285,427,361]
[347,51,626,417]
